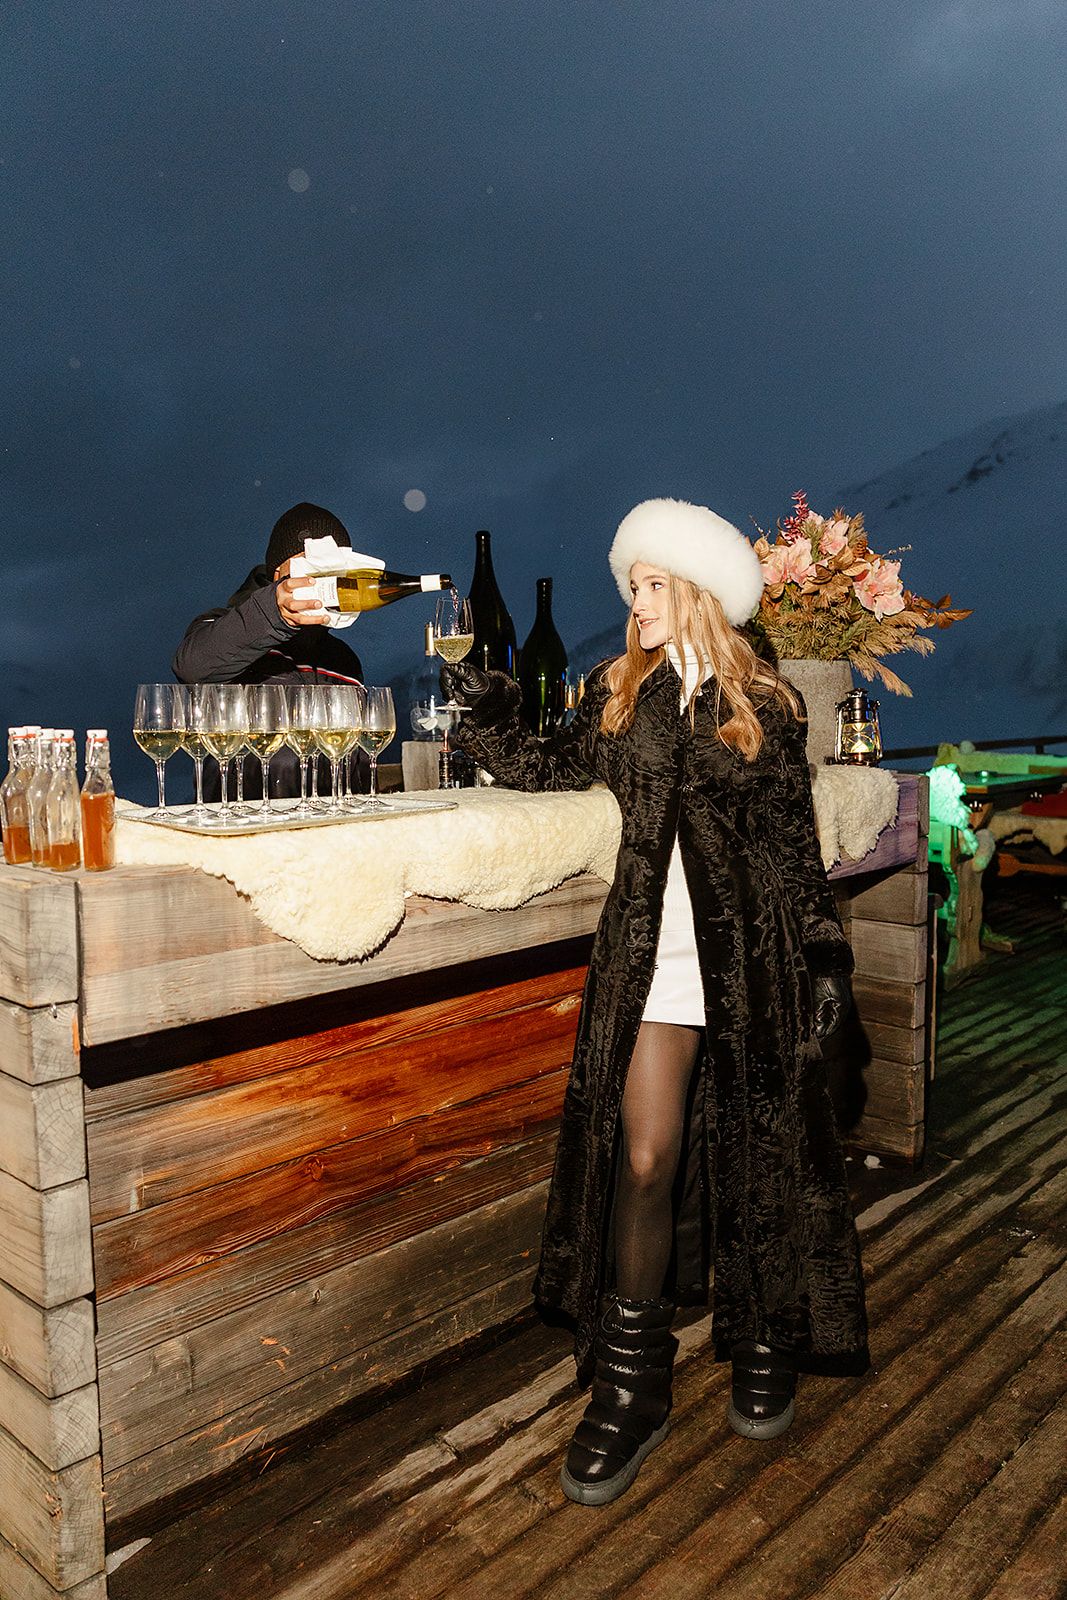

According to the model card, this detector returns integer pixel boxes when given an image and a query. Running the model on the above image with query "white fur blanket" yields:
[115,769,899,962]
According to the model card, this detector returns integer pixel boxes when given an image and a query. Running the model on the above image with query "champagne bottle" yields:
[468,530,517,677]
[520,578,568,738]
[81,730,115,871]
[293,569,452,615]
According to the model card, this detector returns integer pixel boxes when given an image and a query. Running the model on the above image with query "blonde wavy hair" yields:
[601,572,802,760]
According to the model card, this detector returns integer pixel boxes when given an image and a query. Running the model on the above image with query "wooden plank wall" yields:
[0,869,107,1600]
[82,942,590,1527]
[830,774,932,1163]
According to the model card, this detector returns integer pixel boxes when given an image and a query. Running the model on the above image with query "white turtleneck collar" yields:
[666,639,712,710]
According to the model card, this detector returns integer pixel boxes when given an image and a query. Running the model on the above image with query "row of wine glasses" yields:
[133,682,396,825]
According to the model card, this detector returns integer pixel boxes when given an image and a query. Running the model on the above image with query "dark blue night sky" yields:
[4,1,1066,796]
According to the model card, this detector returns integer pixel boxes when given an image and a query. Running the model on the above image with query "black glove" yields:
[813,971,852,1039]
[439,660,492,707]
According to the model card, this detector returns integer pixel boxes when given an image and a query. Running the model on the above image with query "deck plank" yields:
[106,881,1067,1600]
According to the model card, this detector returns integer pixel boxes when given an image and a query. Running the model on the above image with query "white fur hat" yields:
[609,498,764,626]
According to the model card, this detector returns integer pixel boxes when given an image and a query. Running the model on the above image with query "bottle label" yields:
[293,577,338,608]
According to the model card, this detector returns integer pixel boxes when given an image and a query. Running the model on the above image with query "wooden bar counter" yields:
[0,773,928,1597]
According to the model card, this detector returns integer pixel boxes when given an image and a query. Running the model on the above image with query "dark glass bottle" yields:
[520,577,568,737]
[468,530,518,677]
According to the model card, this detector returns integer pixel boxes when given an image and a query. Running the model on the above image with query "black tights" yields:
[614,1021,703,1301]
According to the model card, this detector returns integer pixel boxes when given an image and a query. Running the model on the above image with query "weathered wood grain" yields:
[102,1267,537,1523]
[845,866,928,926]
[845,1109,924,1163]
[0,1001,79,1087]
[83,959,588,1120]
[77,868,607,1046]
[0,1534,106,1600]
[87,995,576,1224]
[858,1057,925,1127]
[95,1129,559,1366]
[0,1357,99,1471]
[850,918,927,983]
[852,976,926,1030]
[0,871,79,1010]
[0,1073,86,1189]
[855,1018,925,1066]
[0,1173,94,1308]
[0,1419,104,1590]
[98,1181,548,1473]
[0,1278,97,1399]
[92,1074,565,1303]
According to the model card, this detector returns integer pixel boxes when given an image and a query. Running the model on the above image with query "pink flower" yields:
[760,545,790,585]
[783,536,816,584]
[854,557,905,619]
[820,518,850,557]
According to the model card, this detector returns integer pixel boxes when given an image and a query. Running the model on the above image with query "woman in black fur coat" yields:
[446,498,868,1506]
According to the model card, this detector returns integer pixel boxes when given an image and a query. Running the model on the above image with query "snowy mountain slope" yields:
[836,399,1067,750]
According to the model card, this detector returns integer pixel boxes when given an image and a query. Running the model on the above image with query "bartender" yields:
[173,501,368,799]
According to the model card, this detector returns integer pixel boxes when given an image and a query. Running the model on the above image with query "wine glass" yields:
[133,684,185,817]
[285,683,321,818]
[432,592,473,784]
[201,684,249,824]
[433,592,474,705]
[178,685,211,822]
[340,683,366,811]
[317,683,361,813]
[246,684,289,816]
[358,686,395,807]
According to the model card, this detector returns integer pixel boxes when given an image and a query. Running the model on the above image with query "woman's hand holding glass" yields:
[133,683,186,817]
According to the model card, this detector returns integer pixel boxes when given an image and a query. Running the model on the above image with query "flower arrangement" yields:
[752,490,970,694]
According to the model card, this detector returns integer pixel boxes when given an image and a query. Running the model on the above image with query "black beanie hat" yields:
[265,502,352,573]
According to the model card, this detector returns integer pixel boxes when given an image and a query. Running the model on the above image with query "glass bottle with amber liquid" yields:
[81,730,115,871]
[46,732,80,871]
[27,730,56,868]
[1,729,35,865]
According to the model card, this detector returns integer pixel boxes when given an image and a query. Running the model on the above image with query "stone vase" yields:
[779,658,854,769]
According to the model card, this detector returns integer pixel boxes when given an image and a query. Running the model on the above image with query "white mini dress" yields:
[641,643,709,1029]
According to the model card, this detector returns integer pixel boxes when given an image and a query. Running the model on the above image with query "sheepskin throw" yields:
[116,771,900,962]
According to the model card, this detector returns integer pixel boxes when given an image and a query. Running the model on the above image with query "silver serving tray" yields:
[121,795,457,837]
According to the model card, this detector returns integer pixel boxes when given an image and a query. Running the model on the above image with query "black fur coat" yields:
[456,661,869,1383]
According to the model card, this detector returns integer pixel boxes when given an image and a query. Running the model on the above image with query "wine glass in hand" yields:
[134,683,185,816]
[358,686,395,807]
[433,593,474,706]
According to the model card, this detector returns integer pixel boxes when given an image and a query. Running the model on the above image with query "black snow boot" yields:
[727,1339,796,1440]
[560,1295,676,1506]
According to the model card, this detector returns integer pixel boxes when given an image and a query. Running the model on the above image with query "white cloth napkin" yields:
[290,536,385,630]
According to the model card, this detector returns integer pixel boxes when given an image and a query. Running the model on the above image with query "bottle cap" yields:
[86,729,109,740]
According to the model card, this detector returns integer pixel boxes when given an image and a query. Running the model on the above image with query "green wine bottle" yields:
[468,530,518,677]
[520,577,568,737]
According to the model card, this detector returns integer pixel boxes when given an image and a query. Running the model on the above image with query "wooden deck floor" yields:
[109,879,1067,1600]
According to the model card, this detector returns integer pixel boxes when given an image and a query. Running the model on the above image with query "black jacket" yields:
[172,567,367,799]
[456,663,867,1384]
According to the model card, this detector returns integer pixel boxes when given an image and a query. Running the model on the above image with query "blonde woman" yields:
[443,499,867,1507]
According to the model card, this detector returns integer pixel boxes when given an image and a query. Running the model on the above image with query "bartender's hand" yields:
[813,971,853,1039]
[272,560,329,628]
[440,661,492,706]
